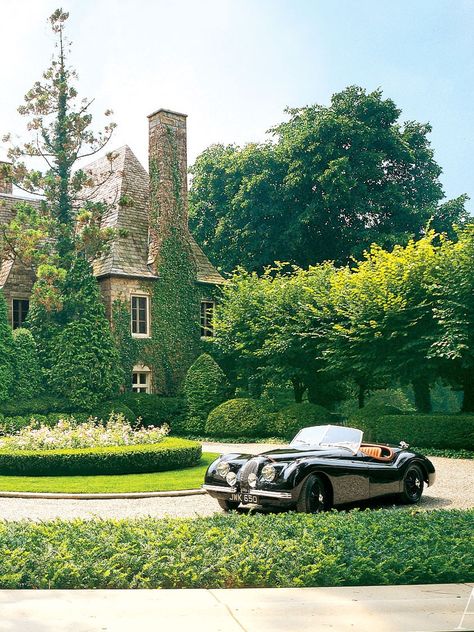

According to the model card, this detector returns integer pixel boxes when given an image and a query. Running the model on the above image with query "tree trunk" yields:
[461,374,474,413]
[292,378,307,403]
[358,383,366,409]
[412,377,432,413]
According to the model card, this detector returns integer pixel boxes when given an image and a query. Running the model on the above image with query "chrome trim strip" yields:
[253,489,292,499]
[202,484,237,494]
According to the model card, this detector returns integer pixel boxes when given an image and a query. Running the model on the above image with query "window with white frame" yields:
[12,299,29,329]
[131,294,150,337]
[200,300,215,338]
[132,366,151,393]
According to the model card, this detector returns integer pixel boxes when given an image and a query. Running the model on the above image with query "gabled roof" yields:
[84,145,224,284]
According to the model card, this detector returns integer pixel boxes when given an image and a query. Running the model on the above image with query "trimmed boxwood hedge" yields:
[116,393,186,430]
[0,510,471,588]
[376,414,474,450]
[0,438,201,476]
[349,403,404,442]
[205,398,274,438]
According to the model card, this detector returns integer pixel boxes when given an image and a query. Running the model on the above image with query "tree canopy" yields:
[189,86,469,273]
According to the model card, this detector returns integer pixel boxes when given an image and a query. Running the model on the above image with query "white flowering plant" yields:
[0,413,170,451]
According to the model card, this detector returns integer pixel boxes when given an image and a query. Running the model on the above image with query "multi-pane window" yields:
[132,369,151,394]
[12,299,29,329]
[200,300,215,338]
[131,295,149,337]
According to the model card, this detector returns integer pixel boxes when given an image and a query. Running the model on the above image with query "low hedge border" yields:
[377,414,474,450]
[0,438,201,476]
[0,510,471,588]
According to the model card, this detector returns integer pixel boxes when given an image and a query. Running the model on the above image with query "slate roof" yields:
[84,145,223,284]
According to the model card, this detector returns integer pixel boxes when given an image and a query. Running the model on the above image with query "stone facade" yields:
[0,109,224,393]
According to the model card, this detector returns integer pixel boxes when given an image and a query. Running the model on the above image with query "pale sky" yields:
[0,0,473,212]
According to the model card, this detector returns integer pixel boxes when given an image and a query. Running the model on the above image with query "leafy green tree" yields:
[12,328,43,399]
[190,86,468,272]
[430,225,474,412]
[329,235,441,411]
[0,292,15,402]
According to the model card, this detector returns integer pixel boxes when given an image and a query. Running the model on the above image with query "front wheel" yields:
[400,465,424,504]
[218,498,240,511]
[296,475,331,513]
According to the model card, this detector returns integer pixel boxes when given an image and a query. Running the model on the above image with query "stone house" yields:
[0,109,224,394]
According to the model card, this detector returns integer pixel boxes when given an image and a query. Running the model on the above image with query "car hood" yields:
[231,447,351,462]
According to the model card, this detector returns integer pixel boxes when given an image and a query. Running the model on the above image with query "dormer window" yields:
[131,294,150,338]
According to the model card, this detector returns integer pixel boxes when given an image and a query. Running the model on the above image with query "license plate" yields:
[230,492,258,504]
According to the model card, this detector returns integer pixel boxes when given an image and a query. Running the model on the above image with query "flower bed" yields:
[0,438,202,476]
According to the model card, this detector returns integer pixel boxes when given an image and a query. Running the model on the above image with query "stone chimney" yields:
[0,161,12,195]
[147,108,189,269]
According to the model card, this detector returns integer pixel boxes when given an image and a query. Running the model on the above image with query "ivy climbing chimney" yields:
[0,161,12,195]
[147,108,189,270]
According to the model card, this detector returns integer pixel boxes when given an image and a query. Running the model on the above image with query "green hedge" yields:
[0,438,201,476]
[95,402,136,423]
[0,396,77,417]
[377,414,474,450]
[349,404,404,442]
[0,510,471,588]
[0,412,92,435]
[116,394,186,429]
[274,403,333,439]
[183,354,228,434]
[205,398,273,438]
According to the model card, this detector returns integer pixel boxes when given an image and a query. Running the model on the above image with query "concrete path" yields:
[0,584,472,631]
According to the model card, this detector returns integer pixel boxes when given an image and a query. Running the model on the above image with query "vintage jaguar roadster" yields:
[203,425,435,512]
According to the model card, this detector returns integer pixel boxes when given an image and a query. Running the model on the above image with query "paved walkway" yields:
[0,443,471,521]
[0,584,473,631]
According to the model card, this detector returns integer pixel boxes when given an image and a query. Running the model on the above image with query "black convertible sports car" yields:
[203,425,436,512]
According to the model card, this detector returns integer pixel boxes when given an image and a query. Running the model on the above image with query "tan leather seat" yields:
[361,446,383,458]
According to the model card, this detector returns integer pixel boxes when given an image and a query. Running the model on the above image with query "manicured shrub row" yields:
[0,413,92,435]
[205,398,276,437]
[0,509,471,588]
[115,393,186,429]
[0,396,77,417]
[274,402,334,439]
[377,415,474,450]
[0,438,201,476]
[349,403,404,442]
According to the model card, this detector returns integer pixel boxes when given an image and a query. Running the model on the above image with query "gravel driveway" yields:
[0,443,471,521]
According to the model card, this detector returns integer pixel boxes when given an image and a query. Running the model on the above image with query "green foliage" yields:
[0,510,472,588]
[349,404,404,443]
[41,259,123,409]
[0,396,76,417]
[205,398,272,437]
[183,354,228,434]
[0,438,201,476]
[95,402,136,423]
[0,292,14,402]
[116,394,186,430]
[376,414,474,450]
[190,86,467,273]
[274,403,333,439]
[12,328,42,399]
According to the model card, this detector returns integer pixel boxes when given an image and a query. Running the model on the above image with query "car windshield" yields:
[290,425,363,454]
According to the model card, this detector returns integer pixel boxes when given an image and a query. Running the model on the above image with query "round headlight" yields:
[248,473,257,488]
[216,461,230,478]
[226,471,237,486]
[261,464,277,482]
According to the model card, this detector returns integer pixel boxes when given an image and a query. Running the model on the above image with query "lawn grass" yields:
[0,452,219,493]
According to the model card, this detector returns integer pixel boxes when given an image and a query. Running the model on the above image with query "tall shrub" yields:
[184,353,228,433]
[0,292,14,402]
[47,259,123,409]
[12,328,42,399]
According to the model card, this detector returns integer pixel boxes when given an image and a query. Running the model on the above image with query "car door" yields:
[361,456,401,499]
[325,455,370,505]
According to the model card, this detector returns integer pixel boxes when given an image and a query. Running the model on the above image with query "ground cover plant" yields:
[0,509,471,588]
[0,452,218,493]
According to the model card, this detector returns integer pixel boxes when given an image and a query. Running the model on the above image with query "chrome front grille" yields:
[239,458,260,489]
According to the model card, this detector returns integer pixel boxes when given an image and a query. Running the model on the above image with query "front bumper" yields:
[202,484,293,502]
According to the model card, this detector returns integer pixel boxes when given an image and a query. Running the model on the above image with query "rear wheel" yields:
[218,498,240,511]
[400,465,424,504]
[296,475,331,513]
